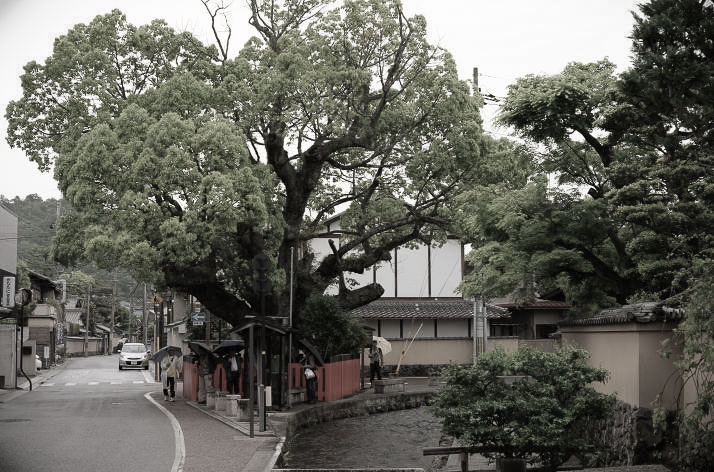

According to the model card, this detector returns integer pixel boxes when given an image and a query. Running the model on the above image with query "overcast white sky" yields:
[0,0,640,200]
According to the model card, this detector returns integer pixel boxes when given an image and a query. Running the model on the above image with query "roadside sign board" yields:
[2,276,15,308]
[191,312,205,326]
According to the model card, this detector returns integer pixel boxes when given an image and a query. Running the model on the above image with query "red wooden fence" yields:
[183,360,199,401]
[184,356,360,404]
[290,357,361,402]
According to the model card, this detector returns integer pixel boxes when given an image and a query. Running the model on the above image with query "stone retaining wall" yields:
[584,401,677,467]
[269,391,436,449]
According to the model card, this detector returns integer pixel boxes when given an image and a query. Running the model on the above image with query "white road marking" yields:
[145,392,185,472]
[65,383,76,386]
[133,380,145,384]
[110,381,122,385]
[142,369,156,384]
[41,383,55,387]
[88,382,99,385]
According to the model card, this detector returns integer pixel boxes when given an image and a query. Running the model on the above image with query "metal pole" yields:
[129,292,133,342]
[84,286,90,356]
[249,323,255,438]
[19,305,31,390]
[258,384,265,431]
[110,272,116,354]
[258,294,265,428]
[142,283,147,346]
[472,299,477,364]
[481,300,487,354]
[287,246,294,409]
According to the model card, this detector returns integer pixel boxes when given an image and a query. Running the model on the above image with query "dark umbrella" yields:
[213,338,246,355]
[188,341,214,357]
[297,338,325,366]
[189,341,219,372]
[151,345,182,362]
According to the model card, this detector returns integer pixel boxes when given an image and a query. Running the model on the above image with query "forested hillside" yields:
[0,194,137,297]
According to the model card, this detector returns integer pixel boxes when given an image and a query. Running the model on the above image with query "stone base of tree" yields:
[583,401,678,468]
[373,378,405,393]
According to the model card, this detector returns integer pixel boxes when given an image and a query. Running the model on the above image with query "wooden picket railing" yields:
[183,355,360,404]
[290,357,361,402]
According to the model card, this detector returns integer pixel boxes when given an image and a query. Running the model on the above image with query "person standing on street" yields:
[302,352,318,404]
[228,352,241,395]
[162,353,182,402]
[197,352,216,403]
[369,340,383,384]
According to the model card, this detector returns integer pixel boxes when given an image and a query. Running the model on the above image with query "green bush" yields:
[431,345,614,471]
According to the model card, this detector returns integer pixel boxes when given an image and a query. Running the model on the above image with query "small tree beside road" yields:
[431,346,614,471]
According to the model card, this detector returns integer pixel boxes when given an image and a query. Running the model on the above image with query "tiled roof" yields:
[559,302,685,327]
[495,300,570,310]
[65,311,83,325]
[351,299,508,320]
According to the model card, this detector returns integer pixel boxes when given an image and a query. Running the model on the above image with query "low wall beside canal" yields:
[269,390,437,440]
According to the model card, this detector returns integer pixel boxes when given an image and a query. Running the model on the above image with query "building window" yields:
[535,324,558,339]
[490,324,519,337]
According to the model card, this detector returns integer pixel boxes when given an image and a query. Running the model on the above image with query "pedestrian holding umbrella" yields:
[151,345,182,363]
[372,336,392,354]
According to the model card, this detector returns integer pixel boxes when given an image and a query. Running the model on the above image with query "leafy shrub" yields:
[431,345,614,471]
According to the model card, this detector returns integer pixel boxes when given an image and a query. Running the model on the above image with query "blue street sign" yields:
[191,312,205,325]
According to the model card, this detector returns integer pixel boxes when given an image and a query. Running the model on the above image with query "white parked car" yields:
[119,343,149,370]
[35,354,42,370]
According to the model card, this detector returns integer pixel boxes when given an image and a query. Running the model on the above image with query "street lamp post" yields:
[84,286,91,357]
[15,288,32,390]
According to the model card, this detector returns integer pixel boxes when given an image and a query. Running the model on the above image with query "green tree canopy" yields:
[6,1,485,327]
[459,0,713,310]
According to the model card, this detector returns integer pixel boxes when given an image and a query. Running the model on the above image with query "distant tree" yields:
[460,0,713,310]
[59,270,97,330]
[620,1,714,470]
[458,61,633,309]
[1,194,62,277]
[431,346,614,471]
[6,1,485,329]
[298,293,368,360]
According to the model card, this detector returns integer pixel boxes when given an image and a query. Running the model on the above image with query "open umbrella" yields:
[152,345,182,362]
[188,341,213,357]
[297,338,325,366]
[213,338,246,355]
[372,336,392,355]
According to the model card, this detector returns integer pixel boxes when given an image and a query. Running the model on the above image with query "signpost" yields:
[191,312,205,326]
[2,276,15,308]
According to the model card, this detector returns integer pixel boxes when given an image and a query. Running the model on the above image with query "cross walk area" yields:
[36,362,158,388]
[0,355,175,472]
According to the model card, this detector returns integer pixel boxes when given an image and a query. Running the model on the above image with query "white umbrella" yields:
[372,335,392,355]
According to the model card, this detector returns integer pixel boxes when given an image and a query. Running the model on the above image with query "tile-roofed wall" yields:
[352,299,508,319]
[559,302,684,327]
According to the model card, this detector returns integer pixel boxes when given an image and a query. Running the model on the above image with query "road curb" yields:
[146,391,186,472]
[185,400,275,437]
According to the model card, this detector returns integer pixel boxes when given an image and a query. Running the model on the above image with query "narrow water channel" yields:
[282,407,445,470]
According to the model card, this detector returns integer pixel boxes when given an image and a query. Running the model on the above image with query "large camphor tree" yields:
[458,0,713,312]
[6,0,485,327]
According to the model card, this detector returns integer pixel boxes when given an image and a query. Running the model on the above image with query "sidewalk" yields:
[153,389,281,472]
[0,359,68,401]
[180,376,441,471]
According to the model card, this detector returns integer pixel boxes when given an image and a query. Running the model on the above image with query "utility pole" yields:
[84,285,91,357]
[110,271,116,354]
[481,299,487,354]
[128,291,133,342]
[142,283,147,346]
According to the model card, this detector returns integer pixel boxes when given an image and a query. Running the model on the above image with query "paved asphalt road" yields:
[0,354,175,472]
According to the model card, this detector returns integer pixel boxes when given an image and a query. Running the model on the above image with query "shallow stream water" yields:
[282,407,445,470]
